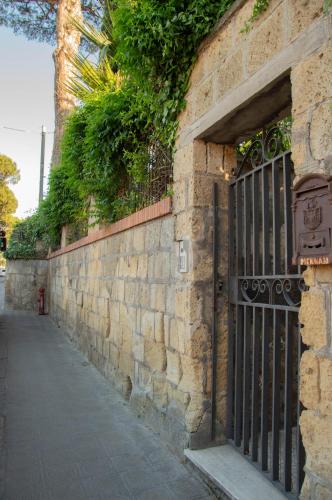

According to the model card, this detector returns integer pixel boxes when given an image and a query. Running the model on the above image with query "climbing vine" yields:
[324,0,332,14]
[7,0,237,256]
[241,0,270,32]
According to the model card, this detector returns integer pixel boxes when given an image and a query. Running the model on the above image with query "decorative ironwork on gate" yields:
[227,123,306,497]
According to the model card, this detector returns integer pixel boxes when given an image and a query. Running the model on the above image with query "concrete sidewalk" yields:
[0,311,215,500]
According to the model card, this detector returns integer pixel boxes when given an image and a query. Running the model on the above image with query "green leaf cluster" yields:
[241,0,270,32]
[7,0,237,258]
[4,212,48,260]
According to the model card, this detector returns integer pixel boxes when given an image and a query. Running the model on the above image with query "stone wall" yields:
[5,260,48,312]
[174,0,332,497]
[7,0,332,495]
[48,214,198,451]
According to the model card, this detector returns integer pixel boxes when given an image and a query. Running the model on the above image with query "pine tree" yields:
[0,0,102,166]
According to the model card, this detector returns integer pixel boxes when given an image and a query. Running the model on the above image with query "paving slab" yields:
[0,310,215,500]
[185,446,287,500]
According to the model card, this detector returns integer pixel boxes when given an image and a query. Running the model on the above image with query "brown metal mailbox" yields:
[292,174,332,266]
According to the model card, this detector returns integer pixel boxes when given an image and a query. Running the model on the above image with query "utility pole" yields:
[39,125,46,205]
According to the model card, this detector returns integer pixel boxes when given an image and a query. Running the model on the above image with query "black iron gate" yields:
[226,127,306,497]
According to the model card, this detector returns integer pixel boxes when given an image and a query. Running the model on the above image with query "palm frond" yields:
[65,54,120,100]
[70,16,111,49]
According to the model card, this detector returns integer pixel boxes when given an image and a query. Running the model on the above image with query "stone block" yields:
[300,410,332,482]
[141,310,154,340]
[164,315,171,346]
[177,95,194,131]
[175,211,195,241]
[288,0,323,41]
[174,143,194,182]
[194,76,213,119]
[315,483,332,500]
[169,318,179,351]
[204,20,233,75]
[124,281,137,305]
[109,343,119,368]
[166,349,182,385]
[300,350,320,409]
[138,282,150,308]
[188,174,214,208]
[292,45,332,116]
[154,252,171,280]
[148,254,155,279]
[187,324,211,360]
[310,100,332,161]
[144,340,166,372]
[109,320,122,346]
[192,248,213,282]
[185,393,206,432]
[172,179,187,214]
[189,52,205,86]
[178,355,205,393]
[166,284,175,314]
[160,217,174,248]
[175,287,188,320]
[116,279,125,302]
[127,305,137,332]
[315,265,332,284]
[118,350,134,378]
[175,208,208,242]
[137,254,148,279]
[127,255,138,278]
[121,325,134,354]
[215,48,244,101]
[299,288,327,349]
[303,267,316,287]
[132,226,145,253]
[145,221,161,251]
[154,312,165,343]
[247,4,285,75]
[119,303,129,329]
[152,373,168,409]
[193,139,208,173]
[233,0,256,45]
[133,332,144,363]
[319,357,332,415]
[291,142,307,171]
[207,143,224,174]
[150,284,166,312]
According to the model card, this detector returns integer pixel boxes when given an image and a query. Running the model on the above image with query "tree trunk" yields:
[51,0,82,168]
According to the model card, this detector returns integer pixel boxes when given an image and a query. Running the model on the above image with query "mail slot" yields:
[292,173,332,266]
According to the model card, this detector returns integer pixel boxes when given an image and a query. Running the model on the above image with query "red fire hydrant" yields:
[38,288,46,315]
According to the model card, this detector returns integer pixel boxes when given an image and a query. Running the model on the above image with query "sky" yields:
[0,27,54,218]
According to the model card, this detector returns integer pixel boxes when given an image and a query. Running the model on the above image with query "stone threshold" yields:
[48,197,172,259]
[185,444,287,500]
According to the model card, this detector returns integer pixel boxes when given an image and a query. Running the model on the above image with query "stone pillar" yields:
[291,40,332,499]
[299,267,332,499]
[173,137,235,447]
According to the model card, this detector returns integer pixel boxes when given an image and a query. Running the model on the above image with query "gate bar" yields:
[272,309,281,480]
[211,182,218,441]
[283,310,293,491]
[297,326,305,496]
[226,185,235,439]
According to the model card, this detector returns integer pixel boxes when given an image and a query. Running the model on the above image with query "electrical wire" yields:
[0,125,54,134]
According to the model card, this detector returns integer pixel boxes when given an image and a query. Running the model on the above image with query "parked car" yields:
[0,268,6,277]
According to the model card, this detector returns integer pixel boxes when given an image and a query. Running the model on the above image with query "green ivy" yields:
[8,0,238,258]
[324,0,332,14]
[4,213,49,260]
[241,0,270,32]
